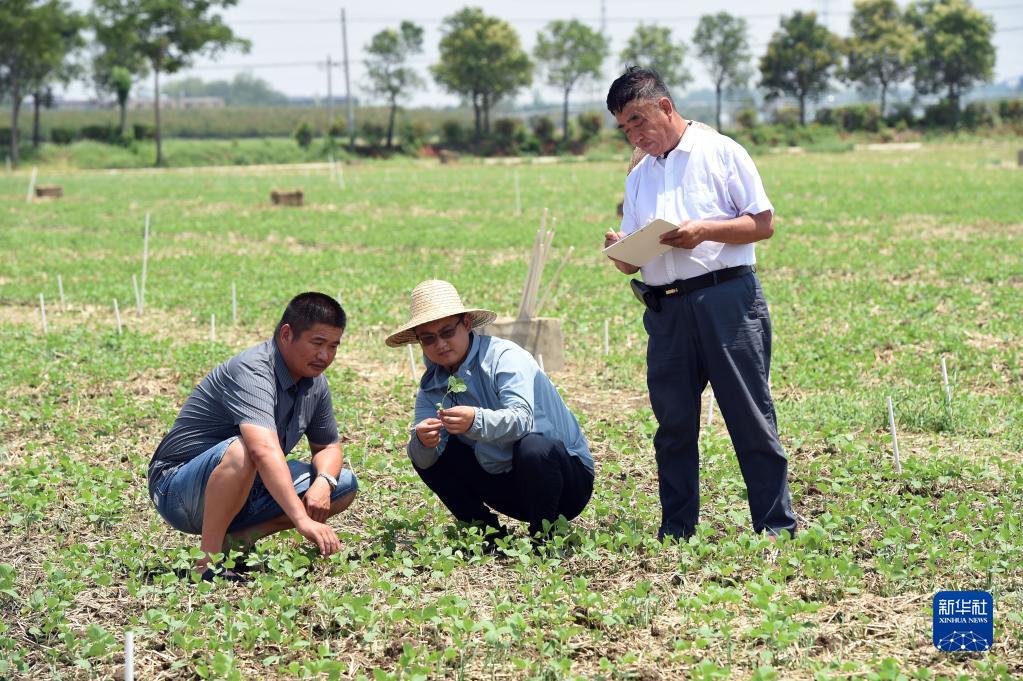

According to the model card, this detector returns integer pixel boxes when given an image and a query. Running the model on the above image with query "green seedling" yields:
[436,376,468,410]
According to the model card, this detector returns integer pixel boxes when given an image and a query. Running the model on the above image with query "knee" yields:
[513,434,556,471]
[220,437,257,476]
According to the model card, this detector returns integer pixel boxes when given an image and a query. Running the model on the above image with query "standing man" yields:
[148,292,358,580]
[604,67,796,541]
[386,280,594,543]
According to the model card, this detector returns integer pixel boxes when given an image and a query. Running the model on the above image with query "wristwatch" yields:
[316,472,338,491]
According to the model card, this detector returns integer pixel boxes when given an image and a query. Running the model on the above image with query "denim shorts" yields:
[152,437,358,535]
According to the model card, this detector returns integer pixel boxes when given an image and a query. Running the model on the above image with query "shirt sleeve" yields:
[726,140,774,217]
[305,385,339,446]
[619,164,641,235]
[220,358,277,430]
[463,347,534,449]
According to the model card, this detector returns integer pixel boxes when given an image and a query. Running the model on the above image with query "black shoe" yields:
[200,566,248,583]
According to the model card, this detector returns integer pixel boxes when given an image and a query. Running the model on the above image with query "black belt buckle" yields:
[630,279,661,312]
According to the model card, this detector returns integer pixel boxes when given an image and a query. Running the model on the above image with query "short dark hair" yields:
[606,66,674,115]
[276,292,346,339]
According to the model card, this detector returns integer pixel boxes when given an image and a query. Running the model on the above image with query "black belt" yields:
[649,265,755,297]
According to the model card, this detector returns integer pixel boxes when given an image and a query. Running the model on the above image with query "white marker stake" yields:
[140,213,150,313]
[210,314,216,346]
[887,396,902,474]
[231,283,238,325]
[57,275,65,312]
[113,299,122,335]
[39,294,48,335]
[26,166,38,203]
[328,153,336,181]
[337,162,345,190]
[537,353,545,373]
[706,390,715,426]
[407,344,417,381]
[132,275,142,316]
[603,319,609,356]
[940,357,951,405]
[124,630,134,681]
[513,169,521,215]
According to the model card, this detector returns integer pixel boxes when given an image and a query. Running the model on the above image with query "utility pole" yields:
[326,54,334,131]
[600,0,606,35]
[341,8,355,152]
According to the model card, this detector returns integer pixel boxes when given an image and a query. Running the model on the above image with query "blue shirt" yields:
[407,333,593,474]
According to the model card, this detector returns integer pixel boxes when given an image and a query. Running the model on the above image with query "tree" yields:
[908,0,995,126]
[364,21,424,149]
[692,13,753,130]
[91,6,147,138]
[0,0,83,165]
[620,24,691,94]
[534,20,609,142]
[91,0,249,166]
[759,11,843,126]
[845,0,916,117]
[432,7,532,139]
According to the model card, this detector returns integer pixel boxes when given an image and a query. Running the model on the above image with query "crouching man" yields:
[386,280,594,542]
[148,292,358,580]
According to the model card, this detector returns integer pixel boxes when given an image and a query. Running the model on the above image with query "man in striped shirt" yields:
[148,292,358,580]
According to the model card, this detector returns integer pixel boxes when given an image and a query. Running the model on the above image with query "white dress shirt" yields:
[619,123,774,286]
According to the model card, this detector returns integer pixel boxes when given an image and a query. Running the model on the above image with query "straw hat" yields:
[385,280,497,347]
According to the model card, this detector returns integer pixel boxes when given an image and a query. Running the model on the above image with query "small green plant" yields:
[436,376,467,410]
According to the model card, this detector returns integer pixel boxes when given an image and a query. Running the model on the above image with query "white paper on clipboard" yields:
[602,218,677,268]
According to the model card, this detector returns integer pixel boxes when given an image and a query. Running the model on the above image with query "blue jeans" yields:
[151,437,358,535]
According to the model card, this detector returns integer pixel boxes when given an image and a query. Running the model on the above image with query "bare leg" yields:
[224,490,357,551]
[196,438,257,572]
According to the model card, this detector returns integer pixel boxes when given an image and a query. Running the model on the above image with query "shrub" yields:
[771,106,801,128]
[885,104,915,129]
[398,119,431,154]
[80,124,123,144]
[735,108,758,130]
[530,116,557,145]
[961,101,998,129]
[492,117,523,155]
[0,128,9,147]
[440,120,467,150]
[816,104,880,131]
[359,121,386,149]
[815,107,837,126]
[50,127,75,145]
[997,99,1023,123]
[922,100,960,128]
[133,124,155,140]
[576,112,603,142]
[293,121,314,148]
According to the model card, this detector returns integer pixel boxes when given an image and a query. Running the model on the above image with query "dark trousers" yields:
[644,272,797,540]
[413,433,594,536]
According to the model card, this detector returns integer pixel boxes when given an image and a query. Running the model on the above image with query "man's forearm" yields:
[311,444,343,478]
[249,444,312,524]
[698,211,773,245]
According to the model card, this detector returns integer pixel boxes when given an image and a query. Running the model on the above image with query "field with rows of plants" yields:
[0,142,1021,679]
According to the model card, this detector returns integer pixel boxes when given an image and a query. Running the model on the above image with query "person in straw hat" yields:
[386,280,594,544]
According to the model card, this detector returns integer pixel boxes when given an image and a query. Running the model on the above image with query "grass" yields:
[0,141,1021,679]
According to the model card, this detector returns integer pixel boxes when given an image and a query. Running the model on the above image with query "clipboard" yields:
[602,219,677,268]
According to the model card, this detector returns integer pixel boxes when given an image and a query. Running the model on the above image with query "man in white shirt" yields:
[604,66,796,541]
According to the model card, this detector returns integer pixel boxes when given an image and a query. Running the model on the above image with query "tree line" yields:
[0,0,1002,167]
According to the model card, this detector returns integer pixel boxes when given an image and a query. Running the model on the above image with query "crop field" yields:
[0,142,1021,679]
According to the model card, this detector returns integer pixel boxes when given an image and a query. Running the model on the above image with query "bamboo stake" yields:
[940,357,951,405]
[57,275,65,312]
[39,294,48,335]
[534,245,573,316]
[124,631,134,681]
[887,396,902,473]
[517,224,545,320]
[407,344,417,381]
[114,299,122,335]
[140,213,150,313]
[530,223,556,317]
[231,283,238,325]
[26,167,38,203]
[210,314,216,346]
[132,275,142,316]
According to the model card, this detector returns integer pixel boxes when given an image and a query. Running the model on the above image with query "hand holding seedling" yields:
[415,418,443,448]
[436,375,468,410]
[438,406,474,435]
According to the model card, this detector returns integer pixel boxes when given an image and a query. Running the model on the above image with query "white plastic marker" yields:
[706,389,715,425]
[210,314,216,346]
[26,166,38,203]
[132,275,142,316]
[537,353,545,373]
[57,274,66,312]
[603,319,609,356]
[231,282,238,325]
[407,344,417,381]
[513,169,521,215]
[336,160,345,190]
[114,299,122,335]
[140,212,150,313]
[940,357,951,405]
[887,396,902,473]
[39,294,48,334]
[124,631,134,681]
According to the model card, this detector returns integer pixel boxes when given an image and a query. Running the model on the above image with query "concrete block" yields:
[481,316,564,372]
[271,189,304,206]
[35,185,63,198]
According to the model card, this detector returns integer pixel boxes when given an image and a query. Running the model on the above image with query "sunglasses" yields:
[417,318,465,346]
